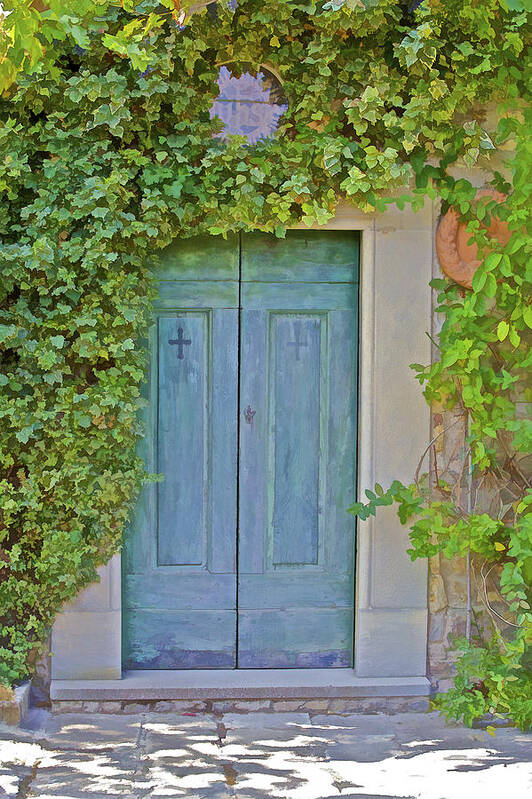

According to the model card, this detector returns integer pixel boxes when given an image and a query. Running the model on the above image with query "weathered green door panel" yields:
[238,608,354,668]
[124,572,235,610]
[241,281,354,311]
[271,314,322,566]
[124,610,236,669]
[157,281,239,309]
[123,249,238,669]
[242,231,358,282]
[238,232,358,668]
[157,313,208,566]
[155,234,239,281]
[237,573,353,611]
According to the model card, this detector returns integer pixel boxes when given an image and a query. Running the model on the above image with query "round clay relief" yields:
[436,189,511,289]
[210,66,288,145]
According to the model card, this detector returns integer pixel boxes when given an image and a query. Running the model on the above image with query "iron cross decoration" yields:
[287,320,309,361]
[168,325,191,359]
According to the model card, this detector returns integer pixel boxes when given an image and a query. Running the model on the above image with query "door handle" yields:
[244,405,256,425]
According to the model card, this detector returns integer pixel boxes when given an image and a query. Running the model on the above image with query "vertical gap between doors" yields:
[235,234,243,668]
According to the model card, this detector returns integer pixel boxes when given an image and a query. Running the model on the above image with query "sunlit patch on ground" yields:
[0,711,530,798]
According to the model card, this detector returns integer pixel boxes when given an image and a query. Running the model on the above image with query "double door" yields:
[123,231,359,669]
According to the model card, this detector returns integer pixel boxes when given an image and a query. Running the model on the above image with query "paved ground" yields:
[0,710,530,799]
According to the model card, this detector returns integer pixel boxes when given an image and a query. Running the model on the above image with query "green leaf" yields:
[485,273,497,297]
[472,269,487,292]
[15,427,33,444]
[484,253,502,272]
[497,321,509,341]
[0,324,17,342]
[500,255,513,277]
[509,327,521,348]
[91,207,108,218]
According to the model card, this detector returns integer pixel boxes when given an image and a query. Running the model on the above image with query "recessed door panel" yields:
[157,314,208,567]
[271,314,323,567]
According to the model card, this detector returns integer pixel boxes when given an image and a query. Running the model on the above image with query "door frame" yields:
[51,198,433,691]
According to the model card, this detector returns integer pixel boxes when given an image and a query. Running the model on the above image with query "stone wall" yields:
[426,407,501,693]
[426,405,469,691]
[426,193,507,692]
[51,696,430,715]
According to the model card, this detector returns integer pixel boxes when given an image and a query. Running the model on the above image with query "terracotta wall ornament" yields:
[436,189,511,289]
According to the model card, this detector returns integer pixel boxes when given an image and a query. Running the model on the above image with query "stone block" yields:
[211,701,237,714]
[301,700,330,712]
[429,659,455,680]
[429,574,447,612]
[355,608,428,677]
[51,610,121,680]
[60,568,108,613]
[0,701,20,725]
[170,700,207,713]
[429,612,445,642]
[0,684,14,701]
[271,700,305,712]
[99,702,123,714]
[81,701,101,713]
[447,579,468,604]
[327,699,360,713]
[231,700,272,712]
[434,678,455,693]
[153,701,174,713]
[371,506,428,609]
[443,555,467,577]
[448,614,467,639]
[51,701,84,713]
[122,702,148,714]
[428,641,448,660]
[429,554,441,575]
[407,698,431,712]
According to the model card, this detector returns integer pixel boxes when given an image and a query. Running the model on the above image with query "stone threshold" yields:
[51,670,431,701]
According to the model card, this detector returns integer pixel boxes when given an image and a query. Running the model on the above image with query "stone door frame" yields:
[51,199,434,695]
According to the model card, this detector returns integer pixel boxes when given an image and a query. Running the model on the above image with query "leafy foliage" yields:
[349,115,532,728]
[0,0,530,726]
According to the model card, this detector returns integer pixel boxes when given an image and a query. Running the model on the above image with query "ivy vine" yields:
[0,0,530,727]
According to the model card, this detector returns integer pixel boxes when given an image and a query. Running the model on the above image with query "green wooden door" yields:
[123,236,240,668]
[238,233,358,667]
[123,231,358,669]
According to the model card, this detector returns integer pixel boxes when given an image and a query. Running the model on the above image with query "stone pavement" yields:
[0,710,530,799]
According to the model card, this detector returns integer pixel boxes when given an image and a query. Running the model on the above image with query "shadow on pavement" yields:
[0,710,530,798]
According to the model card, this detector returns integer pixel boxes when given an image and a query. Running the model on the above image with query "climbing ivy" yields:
[350,111,532,730]
[0,0,530,726]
